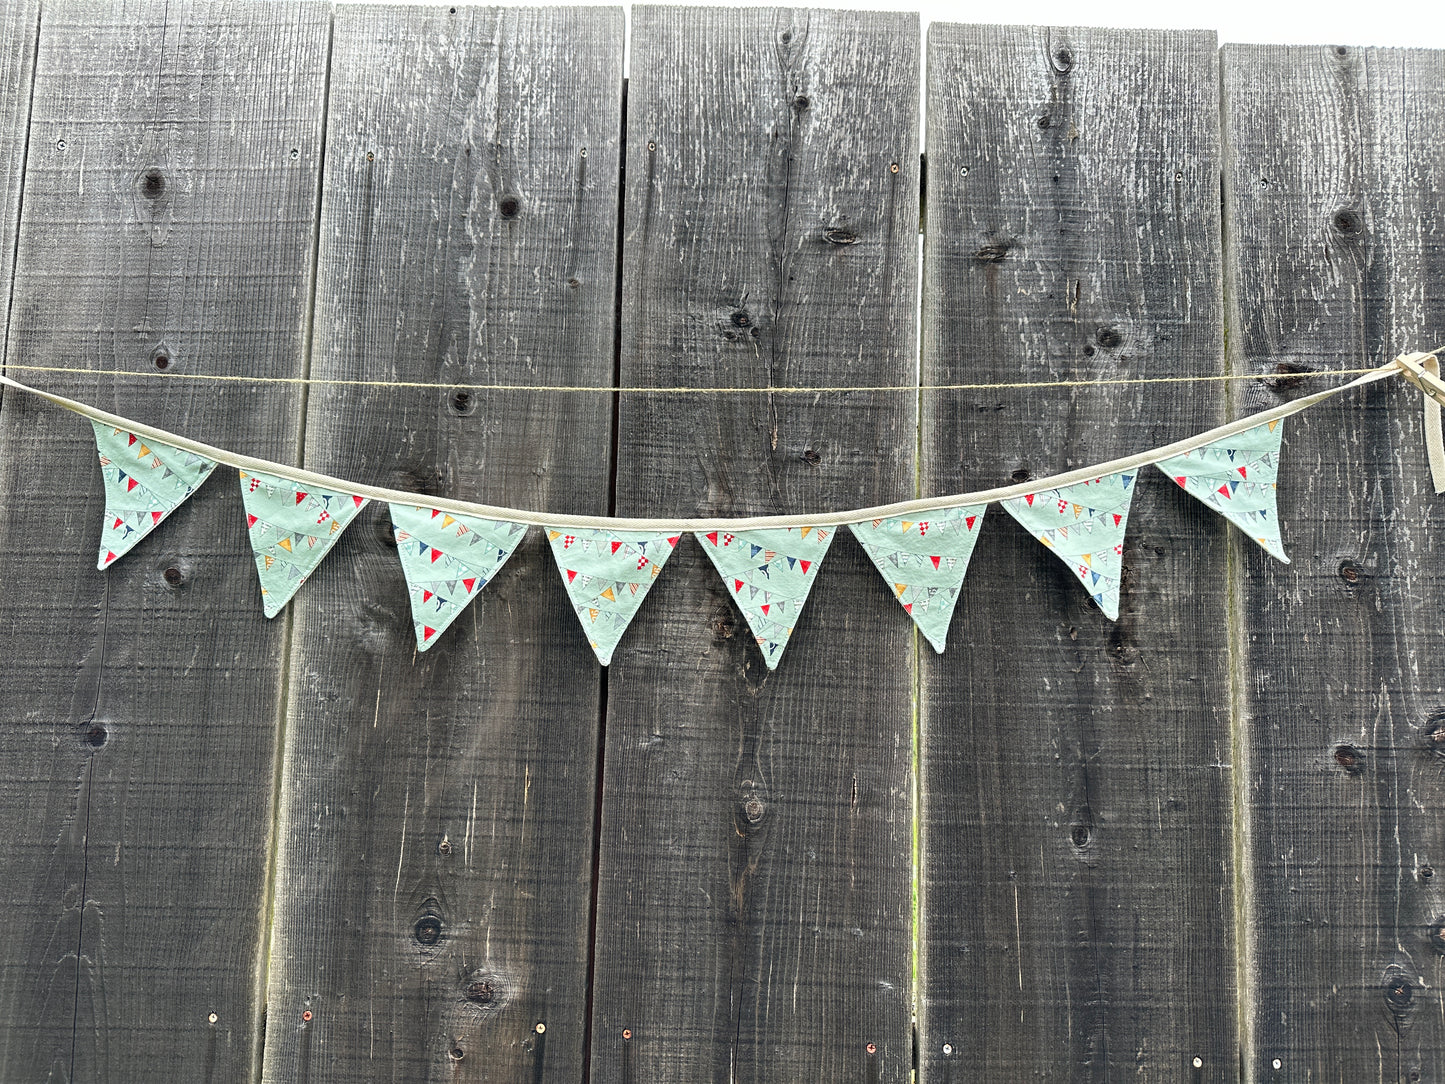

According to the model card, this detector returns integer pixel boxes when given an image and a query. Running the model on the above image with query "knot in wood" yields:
[414,915,443,946]
[1332,742,1364,773]
[140,169,165,199]
[1383,968,1415,1012]
[822,225,858,246]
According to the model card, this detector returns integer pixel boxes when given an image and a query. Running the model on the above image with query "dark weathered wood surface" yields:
[588,7,919,1081]
[919,25,1237,1080]
[0,1,329,1079]
[0,0,35,392]
[260,6,622,1082]
[1223,43,1445,1083]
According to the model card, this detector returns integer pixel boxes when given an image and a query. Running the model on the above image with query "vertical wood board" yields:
[260,6,623,1082]
[919,24,1236,1081]
[590,7,920,1082]
[0,1,329,1080]
[1223,43,1445,1083]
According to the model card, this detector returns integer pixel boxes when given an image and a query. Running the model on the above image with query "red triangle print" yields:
[1175,476,1187,487]
[761,604,770,615]
[151,510,164,523]
[706,532,719,546]
[463,578,476,592]
[1237,466,1248,478]
[734,578,744,593]
[567,569,578,583]
[352,495,364,507]
[930,555,941,570]
[611,541,623,554]
[112,517,123,529]
[247,514,258,528]
[103,551,116,564]
[1113,514,1122,526]
[903,602,913,613]
[126,478,138,492]
[799,560,812,574]
[1217,484,1231,498]
[423,626,436,641]
[127,434,136,446]
[295,492,307,504]
[667,536,680,546]
[965,516,976,530]
[1024,494,1035,506]
[423,590,433,602]
[430,548,443,563]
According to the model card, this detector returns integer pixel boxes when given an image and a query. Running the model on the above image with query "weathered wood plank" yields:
[589,7,919,1082]
[260,7,623,1082]
[0,1,329,1079]
[1223,44,1445,1082]
[0,0,35,381]
[919,25,1236,1080]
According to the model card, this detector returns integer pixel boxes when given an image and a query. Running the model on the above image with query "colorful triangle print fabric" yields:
[699,526,834,669]
[239,470,368,618]
[92,422,218,569]
[1002,473,1137,620]
[548,528,680,665]
[849,505,987,653]
[1153,420,1289,563]
[390,504,527,651]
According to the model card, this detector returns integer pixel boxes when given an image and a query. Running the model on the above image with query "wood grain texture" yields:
[589,7,919,1082]
[0,1,329,1080]
[1223,44,1445,1083]
[918,25,1236,1080]
[0,0,35,383]
[260,7,622,1082]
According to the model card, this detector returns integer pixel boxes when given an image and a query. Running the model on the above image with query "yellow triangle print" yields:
[600,586,616,602]
[278,537,292,552]
[894,583,907,597]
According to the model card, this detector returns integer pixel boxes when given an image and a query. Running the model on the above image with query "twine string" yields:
[0,353,1436,532]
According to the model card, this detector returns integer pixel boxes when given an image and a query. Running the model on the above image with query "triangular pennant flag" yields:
[698,526,833,668]
[1003,473,1136,620]
[547,527,679,664]
[239,470,368,617]
[92,422,218,568]
[390,504,527,650]
[848,504,987,652]
[1153,421,1290,562]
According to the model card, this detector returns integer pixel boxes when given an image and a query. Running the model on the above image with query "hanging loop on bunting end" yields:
[1394,352,1445,494]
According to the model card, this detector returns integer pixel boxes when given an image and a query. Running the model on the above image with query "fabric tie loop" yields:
[1394,352,1445,494]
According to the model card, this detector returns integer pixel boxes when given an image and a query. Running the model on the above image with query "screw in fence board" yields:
[918,24,1236,1080]
[1223,43,1445,1083]
[588,6,919,1081]
[258,7,624,1083]
[0,1,329,1078]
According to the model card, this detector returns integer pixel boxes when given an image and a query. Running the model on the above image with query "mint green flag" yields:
[849,504,987,652]
[1002,472,1137,620]
[1153,419,1289,562]
[92,421,218,569]
[698,525,834,668]
[547,527,680,664]
[390,504,527,650]
[239,469,368,618]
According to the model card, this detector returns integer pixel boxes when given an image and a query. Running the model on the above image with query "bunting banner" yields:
[849,505,986,652]
[548,527,679,665]
[0,351,1440,671]
[240,470,368,618]
[1002,473,1136,620]
[698,526,834,668]
[391,504,527,650]
[93,421,218,568]
[1153,419,1288,562]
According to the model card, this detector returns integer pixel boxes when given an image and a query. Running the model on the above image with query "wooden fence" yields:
[0,3,1440,1081]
